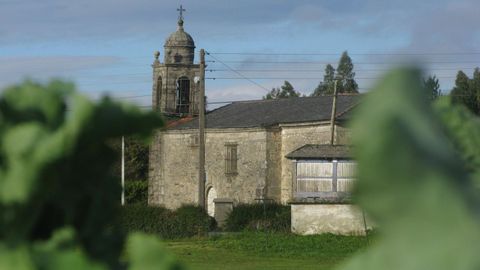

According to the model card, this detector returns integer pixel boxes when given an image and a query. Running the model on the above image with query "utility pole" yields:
[198,49,206,209]
[121,136,125,206]
[330,80,338,145]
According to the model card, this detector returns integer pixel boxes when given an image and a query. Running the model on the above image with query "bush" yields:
[174,205,217,238]
[125,180,148,205]
[119,204,216,239]
[225,203,291,233]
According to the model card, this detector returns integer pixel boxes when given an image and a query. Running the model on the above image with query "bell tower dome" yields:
[151,5,202,116]
[164,18,196,64]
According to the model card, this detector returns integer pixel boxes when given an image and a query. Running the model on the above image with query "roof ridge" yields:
[335,98,363,119]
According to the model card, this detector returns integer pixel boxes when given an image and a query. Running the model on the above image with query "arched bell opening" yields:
[176,76,190,114]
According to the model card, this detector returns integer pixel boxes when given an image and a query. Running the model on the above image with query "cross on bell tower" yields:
[177,5,186,21]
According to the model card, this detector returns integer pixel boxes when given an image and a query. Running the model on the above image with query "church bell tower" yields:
[152,6,202,115]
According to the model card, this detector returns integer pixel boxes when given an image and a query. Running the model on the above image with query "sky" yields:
[1,0,479,109]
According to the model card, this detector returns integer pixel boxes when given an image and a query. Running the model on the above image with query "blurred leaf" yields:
[32,228,106,270]
[434,98,480,188]
[0,245,35,270]
[337,68,480,270]
[0,79,172,269]
[126,233,184,270]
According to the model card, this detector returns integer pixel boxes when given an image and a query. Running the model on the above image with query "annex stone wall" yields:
[291,204,372,235]
[279,123,343,203]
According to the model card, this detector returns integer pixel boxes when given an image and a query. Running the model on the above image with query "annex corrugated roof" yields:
[285,144,353,159]
[171,95,361,130]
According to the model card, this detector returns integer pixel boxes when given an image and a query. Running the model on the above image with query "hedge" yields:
[224,203,291,233]
[124,180,148,205]
[119,204,216,239]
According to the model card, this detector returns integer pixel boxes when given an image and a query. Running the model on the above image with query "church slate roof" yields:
[170,94,362,130]
[285,144,353,160]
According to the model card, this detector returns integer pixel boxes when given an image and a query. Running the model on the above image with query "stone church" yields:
[148,12,361,227]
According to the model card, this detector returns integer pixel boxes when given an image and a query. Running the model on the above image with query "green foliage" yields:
[119,205,172,235]
[433,98,480,188]
[111,137,150,182]
[336,68,480,270]
[423,75,441,100]
[450,68,480,115]
[336,51,359,94]
[125,180,148,205]
[210,232,368,258]
[164,232,369,269]
[125,233,184,270]
[224,203,290,232]
[263,81,301,99]
[312,64,336,96]
[119,204,216,239]
[174,205,217,237]
[0,79,182,269]
[311,51,358,96]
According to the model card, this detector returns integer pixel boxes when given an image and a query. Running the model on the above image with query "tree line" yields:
[262,51,480,117]
[263,51,359,99]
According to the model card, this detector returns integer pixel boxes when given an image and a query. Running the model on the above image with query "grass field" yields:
[164,232,369,270]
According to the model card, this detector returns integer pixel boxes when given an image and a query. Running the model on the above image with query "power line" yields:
[208,52,480,56]
[205,52,270,92]
[207,67,478,72]
[206,76,457,80]
[206,60,480,64]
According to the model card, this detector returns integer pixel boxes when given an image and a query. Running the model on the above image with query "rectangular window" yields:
[336,161,356,192]
[190,134,199,147]
[295,160,357,196]
[225,143,238,175]
[296,161,333,193]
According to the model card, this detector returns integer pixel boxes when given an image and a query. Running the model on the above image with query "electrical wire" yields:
[205,51,270,92]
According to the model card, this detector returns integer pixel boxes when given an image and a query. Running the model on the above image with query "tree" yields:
[473,68,480,113]
[111,137,149,182]
[451,68,480,115]
[311,52,359,96]
[336,51,359,94]
[423,75,441,100]
[263,80,301,99]
[311,64,335,96]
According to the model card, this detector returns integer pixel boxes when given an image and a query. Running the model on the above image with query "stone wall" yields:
[149,127,270,209]
[149,122,351,208]
[151,130,200,208]
[205,128,268,205]
[148,131,164,205]
[265,128,282,201]
[291,204,372,235]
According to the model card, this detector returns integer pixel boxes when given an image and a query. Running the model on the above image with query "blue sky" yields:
[1,0,479,108]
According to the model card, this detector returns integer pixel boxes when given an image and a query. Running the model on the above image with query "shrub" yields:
[125,180,148,205]
[225,203,290,233]
[119,204,216,239]
[174,205,217,238]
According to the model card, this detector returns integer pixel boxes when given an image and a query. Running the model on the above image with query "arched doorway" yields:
[206,186,217,217]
